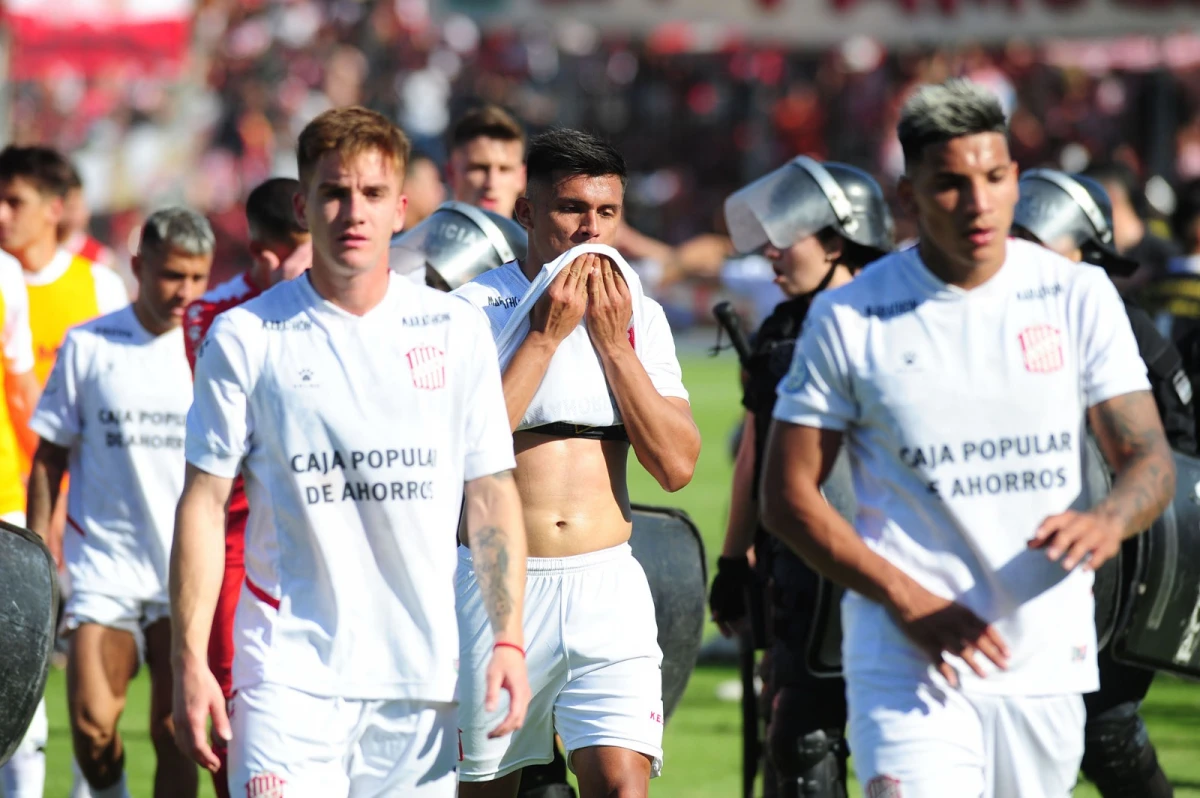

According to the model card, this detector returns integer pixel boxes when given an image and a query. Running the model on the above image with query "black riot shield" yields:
[1111,450,1200,679]
[804,436,1130,678]
[629,504,707,720]
[0,520,59,767]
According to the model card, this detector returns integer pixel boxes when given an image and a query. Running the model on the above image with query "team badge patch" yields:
[246,773,286,797]
[406,345,446,390]
[1018,324,1064,373]
[781,355,809,394]
[866,775,902,798]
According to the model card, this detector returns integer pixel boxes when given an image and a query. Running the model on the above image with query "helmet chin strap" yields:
[798,258,840,301]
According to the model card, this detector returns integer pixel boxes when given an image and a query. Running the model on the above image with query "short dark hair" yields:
[1173,178,1200,251]
[525,128,627,191]
[0,146,76,197]
[897,79,1008,170]
[246,178,305,244]
[450,105,525,152]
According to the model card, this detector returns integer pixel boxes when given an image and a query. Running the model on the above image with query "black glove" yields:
[709,555,754,624]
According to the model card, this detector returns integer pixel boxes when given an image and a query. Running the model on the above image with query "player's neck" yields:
[918,239,1007,291]
[13,236,59,274]
[131,301,176,337]
[307,260,390,316]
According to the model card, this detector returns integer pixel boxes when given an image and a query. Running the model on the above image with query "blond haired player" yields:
[172,106,530,797]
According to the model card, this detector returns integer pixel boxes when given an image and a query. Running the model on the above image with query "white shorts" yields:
[229,682,457,798]
[848,672,1085,798]
[62,591,170,664]
[455,542,664,782]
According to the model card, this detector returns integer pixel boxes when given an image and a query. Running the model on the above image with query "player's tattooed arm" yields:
[1089,390,1176,539]
[464,470,528,644]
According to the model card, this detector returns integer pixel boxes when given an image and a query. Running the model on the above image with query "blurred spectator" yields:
[403,152,447,230]
[446,104,526,218]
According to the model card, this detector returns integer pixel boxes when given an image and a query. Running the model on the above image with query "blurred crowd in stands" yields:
[7,0,1200,328]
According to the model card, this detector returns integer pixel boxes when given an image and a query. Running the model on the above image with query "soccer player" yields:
[453,129,701,796]
[447,105,527,218]
[182,177,311,798]
[172,106,529,797]
[403,153,447,231]
[27,208,214,798]
[761,78,1175,797]
[0,251,45,798]
[0,146,129,387]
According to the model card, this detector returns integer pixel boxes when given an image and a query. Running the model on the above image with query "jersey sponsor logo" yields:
[98,408,187,449]
[1018,324,1064,373]
[246,773,286,798]
[91,326,134,339]
[487,296,519,309]
[649,710,664,724]
[1016,283,1064,301]
[866,775,902,798]
[262,319,312,331]
[402,313,451,327]
[290,448,438,474]
[863,299,918,319]
[406,345,446,390]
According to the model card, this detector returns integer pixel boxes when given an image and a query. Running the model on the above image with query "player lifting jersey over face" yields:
[172,106,530,798]
[760,79,1175,798]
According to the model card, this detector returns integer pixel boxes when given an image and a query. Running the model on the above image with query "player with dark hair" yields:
[447,105,527,218]
[454,127,700,797]
[762,79,1173,796]
[57,162,117,271]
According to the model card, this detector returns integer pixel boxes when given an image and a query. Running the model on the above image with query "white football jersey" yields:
[186,272,515,701]
[774,239,1150,696]
[30,306,192,602]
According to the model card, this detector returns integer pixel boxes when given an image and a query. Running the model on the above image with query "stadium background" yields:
[6,0,1200,794]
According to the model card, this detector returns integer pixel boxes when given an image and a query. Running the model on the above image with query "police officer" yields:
[389,200,528,290]
[710,156,894,798]
[1014,167,1193,798]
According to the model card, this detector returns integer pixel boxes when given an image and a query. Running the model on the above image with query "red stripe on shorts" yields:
[244,577,280,610]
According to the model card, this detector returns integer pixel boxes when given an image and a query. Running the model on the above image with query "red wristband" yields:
[494,641,525,658]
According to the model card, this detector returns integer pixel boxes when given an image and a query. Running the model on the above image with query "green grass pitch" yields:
[36,350,1200,796]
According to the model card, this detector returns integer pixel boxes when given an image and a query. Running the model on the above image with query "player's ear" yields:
[131,254,143,282]
[293,186,310,232]
[514,195,533,232]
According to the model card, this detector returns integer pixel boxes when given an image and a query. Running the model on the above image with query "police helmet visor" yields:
[390,201,520,289]
[724,157,853,255]
[1014,170,1138,276]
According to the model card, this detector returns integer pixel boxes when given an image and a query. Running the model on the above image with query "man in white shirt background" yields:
[761,78,1175,797]
[27,208,213,798]
[172,105,529,798]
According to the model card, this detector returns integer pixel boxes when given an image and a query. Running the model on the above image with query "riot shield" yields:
[1111,450,1200,679]
[804,436,1129,677]
[0,520,59,766]
[629,504,707,720]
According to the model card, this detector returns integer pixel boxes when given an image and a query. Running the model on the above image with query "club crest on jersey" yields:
[866,775,902,798]
[1018,324,1064,373]
[246,773,286,798]
[406,345,446,390]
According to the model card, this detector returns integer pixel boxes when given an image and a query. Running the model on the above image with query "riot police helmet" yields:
[724,156,894,265]
[390,200,528,290]
[1014,168,1139,276]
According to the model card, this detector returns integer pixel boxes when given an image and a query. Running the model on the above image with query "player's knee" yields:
[70,702,119,756]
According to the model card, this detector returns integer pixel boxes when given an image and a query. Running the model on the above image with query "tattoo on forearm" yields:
[1093,393,1176,536]
[472,525,513,634]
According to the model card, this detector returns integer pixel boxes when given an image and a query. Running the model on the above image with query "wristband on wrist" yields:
[494,641,526,658]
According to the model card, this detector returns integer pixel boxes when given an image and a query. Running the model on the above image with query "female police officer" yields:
[710,156,894,798]
[1013,167,1193,798]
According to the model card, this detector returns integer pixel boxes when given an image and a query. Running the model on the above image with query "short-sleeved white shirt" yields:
[30,307,192,602]
[186,271,515,701]
[773,239,1150,696]
[453,260,689,417]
